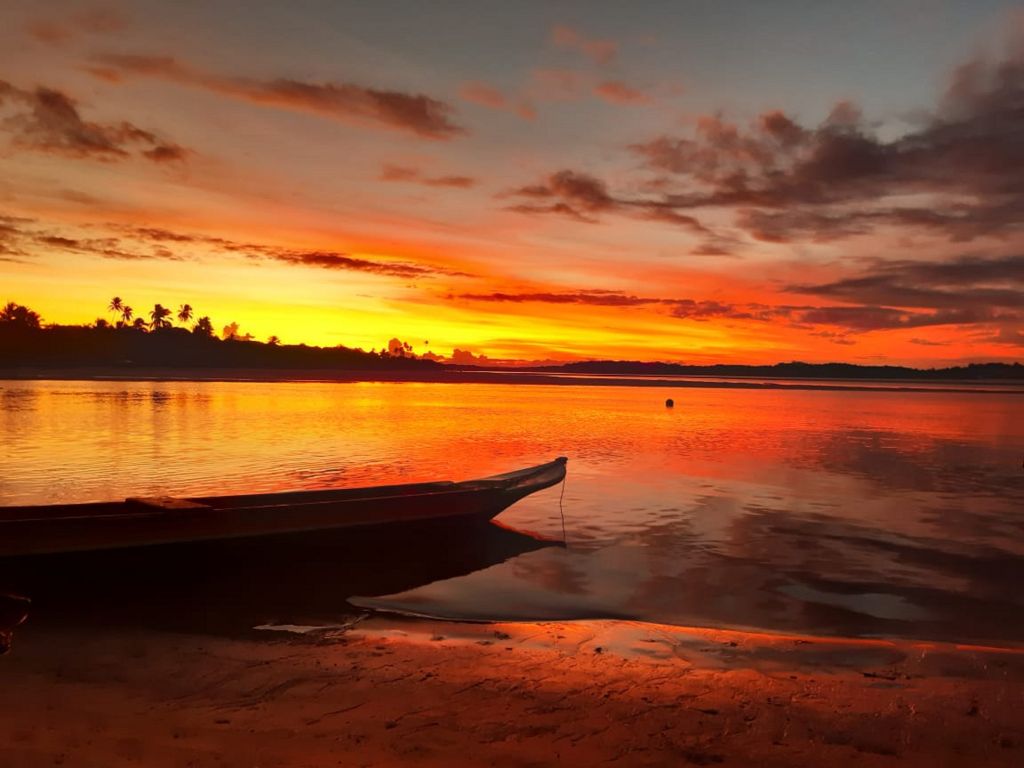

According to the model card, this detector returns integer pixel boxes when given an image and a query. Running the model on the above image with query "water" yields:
[2,379,1023,645]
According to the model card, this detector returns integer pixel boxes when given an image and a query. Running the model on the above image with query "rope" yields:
[558,473,567,546]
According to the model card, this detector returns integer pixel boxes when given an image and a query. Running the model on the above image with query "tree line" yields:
[0,299,438,370]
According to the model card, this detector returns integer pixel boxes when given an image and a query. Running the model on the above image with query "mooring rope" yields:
[558,473,568,545]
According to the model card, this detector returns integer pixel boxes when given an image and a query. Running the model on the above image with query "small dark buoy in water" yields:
[665,398,674,408]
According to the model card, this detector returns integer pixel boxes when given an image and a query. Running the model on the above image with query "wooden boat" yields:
[0,457,568,557]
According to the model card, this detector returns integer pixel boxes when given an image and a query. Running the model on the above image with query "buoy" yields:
[665,398,674,408]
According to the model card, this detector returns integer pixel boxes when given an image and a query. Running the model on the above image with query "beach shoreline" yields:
[2,614,1022,767]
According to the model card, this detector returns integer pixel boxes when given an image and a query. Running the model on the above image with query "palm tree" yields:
[192,316,214,337]
[108,297,123,321]
[177,304,193,326]
[120,305,134,326]
[132,317,148,331]
[149,303,172,330]
[1,302,42,328]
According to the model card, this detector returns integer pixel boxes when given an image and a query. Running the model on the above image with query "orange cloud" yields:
[459,80,536,120]
[529,68,584,100]
[550,24,618,65]
[594,80,650,105]
[380,164,476,189]
[27,7,128,46]
[459,81,506,109]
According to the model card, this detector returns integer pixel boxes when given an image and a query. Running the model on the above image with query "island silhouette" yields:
[2,300,1021,381]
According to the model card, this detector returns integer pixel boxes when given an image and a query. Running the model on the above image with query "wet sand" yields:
[2,616,1022,767]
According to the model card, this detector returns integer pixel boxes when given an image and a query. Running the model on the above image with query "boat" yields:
[0,457,568,557]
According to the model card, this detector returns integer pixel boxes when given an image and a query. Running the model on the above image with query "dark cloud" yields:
[690,241,738,257]
[792,254,1024,311]
[506,170,708,234]
[668,299,741,320]
[0,80,187,162]
[2,216,461,278]
[456,280,1021,337]
[248,248,434,277]
[0,214,32,260]
[33,232,183,260]
[142,143,189,162]
[459,290,746,320]
[94,54,464,140]
[626,44,1024,242]
[810,330,856,346]
[124,226,461,277]
[459,290,664,307]
[988,327,1024,346]
[788,305,998,332]
[380,164,476,188]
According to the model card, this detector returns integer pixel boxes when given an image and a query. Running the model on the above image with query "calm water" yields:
[2,379,1024,645]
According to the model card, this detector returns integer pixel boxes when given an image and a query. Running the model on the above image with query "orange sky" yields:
[1,1,1021,366]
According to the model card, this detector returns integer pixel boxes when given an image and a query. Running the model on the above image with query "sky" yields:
[0,0,1022,366]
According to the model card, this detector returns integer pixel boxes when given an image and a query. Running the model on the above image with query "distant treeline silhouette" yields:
[0,301,439,371]
[3,300,1020,379]
[530,359,1024,381]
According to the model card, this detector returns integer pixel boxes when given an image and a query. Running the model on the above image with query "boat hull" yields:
[0,458,567,557]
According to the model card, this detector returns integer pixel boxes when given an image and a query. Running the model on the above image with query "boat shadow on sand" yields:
[0,520,560,645]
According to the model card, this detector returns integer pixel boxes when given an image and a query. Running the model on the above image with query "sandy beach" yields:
[2,615,1022,767]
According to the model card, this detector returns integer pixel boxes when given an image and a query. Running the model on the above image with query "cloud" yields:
[222,321,254,341]
[456,277,1022,337]
[27,21,72,45]
[528,68,585,101]
[513,37,1024,243]
[450,348,491,365]
[625,41,1024,243]
[32,232,184,260]
[459,81,506,109]
[594,80,650,105]
[0,80,187,162]
[94,54,465,140]
[0,214,33,260]
[142,142,189,162]
[506,170,709,233]
[987,327,1024,346]
[27,7,129,46]
[459,80,536,120]
[379,164,476,188]
[792,254,1024,310]
[458,290,746,319]
[459,290,666,307]
[131,227,459,277]
[550,25,618,65]
[4,216,463,278]
[785,305,998,332]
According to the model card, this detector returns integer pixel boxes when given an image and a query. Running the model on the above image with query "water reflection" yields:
[0,594,30,654]
[0,521,559,636]
[1,379,1022,644]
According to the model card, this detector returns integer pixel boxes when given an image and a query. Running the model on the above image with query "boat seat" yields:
[125,496,212,511]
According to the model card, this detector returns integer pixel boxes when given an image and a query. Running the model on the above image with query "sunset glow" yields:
[2,1,1022,365]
